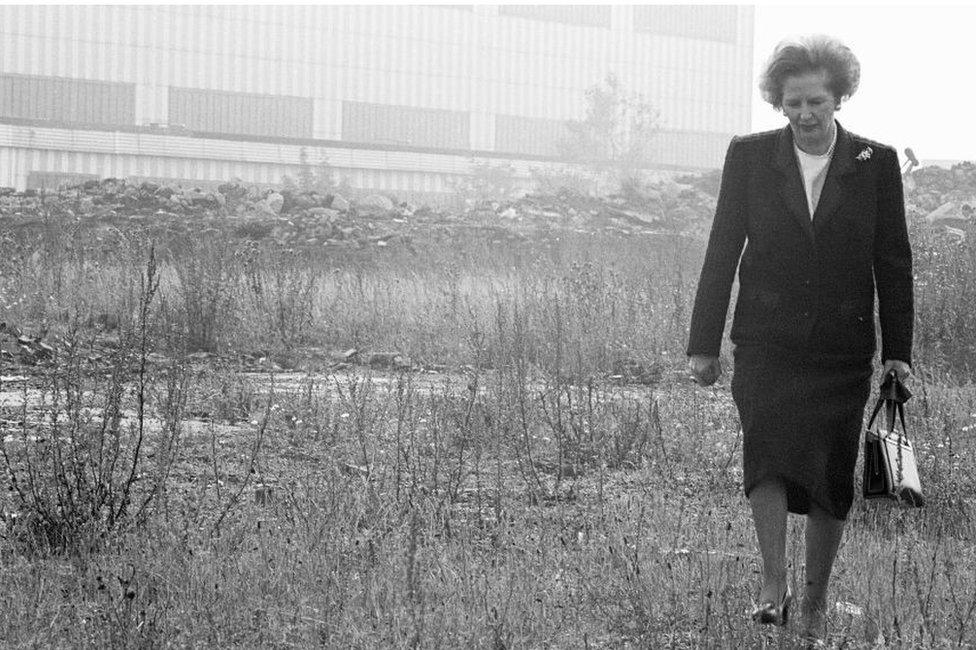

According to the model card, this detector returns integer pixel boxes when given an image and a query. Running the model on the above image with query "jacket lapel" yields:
[812,121,856,232]
[772,125,815,242]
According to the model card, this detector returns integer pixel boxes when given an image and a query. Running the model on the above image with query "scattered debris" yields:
[0,174,723,256]
[2,161,973,378]
[905,161,976,238]
[360,194,395,212]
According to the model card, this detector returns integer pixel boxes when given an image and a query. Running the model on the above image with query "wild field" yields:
[2,197,976,649]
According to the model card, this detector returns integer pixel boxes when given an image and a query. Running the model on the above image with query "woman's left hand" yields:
[883,359,911,382]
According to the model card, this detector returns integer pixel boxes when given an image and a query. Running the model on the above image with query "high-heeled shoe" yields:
[751,587,793,626]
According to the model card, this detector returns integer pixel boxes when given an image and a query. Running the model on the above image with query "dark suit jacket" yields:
[686,121,914,364]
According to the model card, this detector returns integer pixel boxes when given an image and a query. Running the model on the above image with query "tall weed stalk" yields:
[0,249,187,554]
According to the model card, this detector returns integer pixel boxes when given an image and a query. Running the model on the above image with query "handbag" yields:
[862,370,924,507]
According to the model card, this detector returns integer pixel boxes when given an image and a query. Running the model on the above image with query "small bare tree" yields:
[559,73,660,191]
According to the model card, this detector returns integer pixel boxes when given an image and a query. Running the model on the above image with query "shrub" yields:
[1,250,188,555]
[911,214,976,379]
[168,236,244,353]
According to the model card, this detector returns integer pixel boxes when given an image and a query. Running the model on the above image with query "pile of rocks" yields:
[0,173,721,252]
[906,161,976,212]
[0,322,56,366]
[904,162,976,238]
[453,180,718,238]
[0,178,417,250]
[4,159,975,249]
[0,318,422,376]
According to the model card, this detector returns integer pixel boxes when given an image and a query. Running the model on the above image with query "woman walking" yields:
[686,35,914,641]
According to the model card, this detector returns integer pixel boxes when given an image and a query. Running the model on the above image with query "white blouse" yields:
[794,125,838,219]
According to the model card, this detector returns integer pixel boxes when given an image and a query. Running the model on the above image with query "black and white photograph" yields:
[0,2,974,647]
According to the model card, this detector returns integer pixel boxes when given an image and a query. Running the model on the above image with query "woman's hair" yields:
[759,35,861,108]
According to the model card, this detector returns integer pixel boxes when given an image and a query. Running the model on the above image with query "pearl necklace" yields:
[796,123,837,158]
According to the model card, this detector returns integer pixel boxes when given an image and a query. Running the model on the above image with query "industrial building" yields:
[0,5,755,198]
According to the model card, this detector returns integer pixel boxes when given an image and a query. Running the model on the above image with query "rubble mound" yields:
[0,175,721,252]
[906,161,976,212]
[2,159,969,251]
[905,162,976,237]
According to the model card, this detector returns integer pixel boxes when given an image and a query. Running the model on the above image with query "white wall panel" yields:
[36,37,54,77]
[19,6,37,37]
[1,6,752,173]
[0,124,472,176]
[312,99,340,140]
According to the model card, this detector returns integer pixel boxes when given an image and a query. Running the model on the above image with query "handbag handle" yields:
[867,370,910,433]
[866,370,912,484]
[866,393,907,436]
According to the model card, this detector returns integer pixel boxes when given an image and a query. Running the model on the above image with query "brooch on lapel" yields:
[856,146,873,161]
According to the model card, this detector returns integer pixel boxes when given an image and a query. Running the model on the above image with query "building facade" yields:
[0,5,754,196]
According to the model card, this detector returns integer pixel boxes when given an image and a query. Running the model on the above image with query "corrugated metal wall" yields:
[498,5,612,28]
[0,5,753,142]
[0,122,502,191]
[0,5,755,191]
[1,142,470,196]
[169,87,313,138]
[634,6,739,43]
[648,129,734,169]
[494,115,569,157]
[493,115,734,168]
[26,170,99,190]
[0,73,135,125]
[341,101,470,150]
[0,125,716,195]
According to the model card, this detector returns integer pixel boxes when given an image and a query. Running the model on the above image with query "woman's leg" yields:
[748,477,789,604]
[803,502,846,633]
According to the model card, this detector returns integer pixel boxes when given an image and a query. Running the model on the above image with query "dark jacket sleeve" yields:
[874,146,914,366]
[686,137,748,357]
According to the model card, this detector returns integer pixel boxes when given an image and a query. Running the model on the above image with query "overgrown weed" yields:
[1,249,186,555]
[2,207,976,647]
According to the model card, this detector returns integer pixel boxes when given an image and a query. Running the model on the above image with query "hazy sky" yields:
[752,3,976,163]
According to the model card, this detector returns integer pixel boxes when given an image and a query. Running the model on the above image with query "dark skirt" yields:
[731,345,873,520]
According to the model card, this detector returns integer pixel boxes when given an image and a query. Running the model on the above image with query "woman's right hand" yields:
[689,355,722,386]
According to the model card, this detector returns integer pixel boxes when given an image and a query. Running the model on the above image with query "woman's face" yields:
[781,69,839,154]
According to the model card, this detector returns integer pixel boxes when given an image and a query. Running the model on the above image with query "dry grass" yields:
[2,211,976,648]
